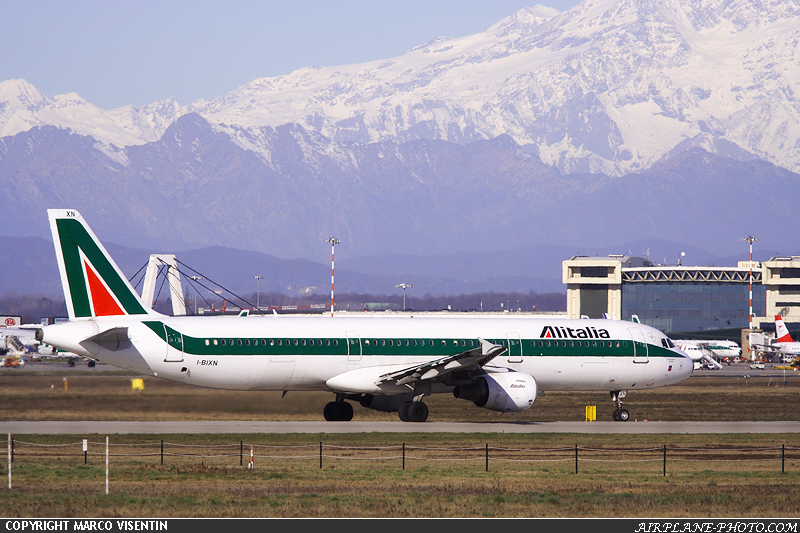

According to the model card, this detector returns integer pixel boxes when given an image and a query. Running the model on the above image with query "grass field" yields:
[1,367,799,518]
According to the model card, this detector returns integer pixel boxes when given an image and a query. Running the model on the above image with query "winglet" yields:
[48,209,158,319]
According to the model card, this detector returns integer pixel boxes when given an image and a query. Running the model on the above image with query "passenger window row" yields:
[204,338,341,347]
[531,340,627,348]
[193,338,630,350]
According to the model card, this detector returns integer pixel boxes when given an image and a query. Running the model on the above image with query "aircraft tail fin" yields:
[48,209,159,320]
[775,315,793,343]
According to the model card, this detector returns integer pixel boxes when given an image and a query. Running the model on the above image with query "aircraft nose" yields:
[675,348,695,376]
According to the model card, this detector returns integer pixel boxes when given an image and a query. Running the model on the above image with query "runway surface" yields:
[2,420,799,435]
[3,361,796,436]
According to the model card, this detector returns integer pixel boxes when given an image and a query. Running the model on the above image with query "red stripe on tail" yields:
[84,260,125,316]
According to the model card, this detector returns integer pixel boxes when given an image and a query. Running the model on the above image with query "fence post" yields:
[319,442,322,469]
[575,444,578,474]
[782,444,785,473]
[11,436,13,463]
[160,440,164,466]
[240,441,243,467]
[105,436,109,496]
[485,444,489,472]
[7,434,10,490]
[402,443,405,471]
[663,444,666,477]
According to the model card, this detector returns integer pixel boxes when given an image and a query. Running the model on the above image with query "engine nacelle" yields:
[453,372,537,412]
[358,393,414,413]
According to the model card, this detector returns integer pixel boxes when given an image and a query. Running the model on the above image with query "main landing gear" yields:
[322,394,430,422]
[398,400,429,422]
[323,394,354,421]
[610,390,630,422]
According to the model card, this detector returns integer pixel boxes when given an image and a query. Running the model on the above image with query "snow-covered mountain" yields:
[2,0,800,282]
[2,0,799,177]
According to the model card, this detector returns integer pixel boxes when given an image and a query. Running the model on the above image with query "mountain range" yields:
[1,0,799,297]
[0,234,782,300]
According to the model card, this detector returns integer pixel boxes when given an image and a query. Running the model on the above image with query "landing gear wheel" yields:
[408,401,428,422]
[323,401,353,421]
[398,401,428,422]
[610,390,630,422]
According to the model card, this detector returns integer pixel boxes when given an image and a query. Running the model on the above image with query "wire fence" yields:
[4,436,800,481]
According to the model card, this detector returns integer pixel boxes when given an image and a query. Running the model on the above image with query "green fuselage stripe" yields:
[143,322,676,359]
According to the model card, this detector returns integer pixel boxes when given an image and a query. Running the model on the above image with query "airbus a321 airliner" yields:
[34,209,693,422]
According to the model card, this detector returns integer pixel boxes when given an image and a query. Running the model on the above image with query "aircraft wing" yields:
[376,338,507,387]
[325,337,507,394]
[750,343,772,349]
[751,343,783,353]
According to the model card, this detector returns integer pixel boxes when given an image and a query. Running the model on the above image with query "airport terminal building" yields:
[562,255,800,338]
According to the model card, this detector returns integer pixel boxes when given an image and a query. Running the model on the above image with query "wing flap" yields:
[325,338,507,394]
[377,338,506,387]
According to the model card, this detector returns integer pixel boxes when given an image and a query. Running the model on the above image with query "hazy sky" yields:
[2,0,583,109]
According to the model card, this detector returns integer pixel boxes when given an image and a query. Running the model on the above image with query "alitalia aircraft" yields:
[33,209,693,423]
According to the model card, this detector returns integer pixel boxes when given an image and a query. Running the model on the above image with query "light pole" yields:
[396,283,413,311]
[189,276,204,315]
[254,275,263,312]
[327,238,340,317]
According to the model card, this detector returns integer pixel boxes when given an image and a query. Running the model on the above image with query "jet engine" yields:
[453,372,537,412]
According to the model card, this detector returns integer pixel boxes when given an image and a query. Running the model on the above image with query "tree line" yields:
[0,290,566,323]
[233,290,566,314]
[0,294,67,325]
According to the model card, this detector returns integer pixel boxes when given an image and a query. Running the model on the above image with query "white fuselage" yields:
[40,314,693,395]
[769,341,800,355]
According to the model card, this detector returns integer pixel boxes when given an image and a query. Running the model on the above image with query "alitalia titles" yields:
[540,325,610,339]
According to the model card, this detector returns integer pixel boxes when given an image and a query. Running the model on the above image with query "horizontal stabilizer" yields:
[86,327,131,351]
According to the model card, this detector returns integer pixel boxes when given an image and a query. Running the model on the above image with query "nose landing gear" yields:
[610,390,629,422]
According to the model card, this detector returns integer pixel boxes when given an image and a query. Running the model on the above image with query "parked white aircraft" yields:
[674,341,724,369]
[754,315,800,358]
[33,209,693,422]
[704,340,742,359]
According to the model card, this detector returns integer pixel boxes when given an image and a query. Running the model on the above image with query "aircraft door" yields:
[346,331,362,361]
[506,332,522,363]
[163,323,184,362]
[628,327,649,364]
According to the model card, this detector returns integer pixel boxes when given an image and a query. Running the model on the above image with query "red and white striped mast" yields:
[745,235,758,357]
[327,237,340,317]
[745,235,758,329]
